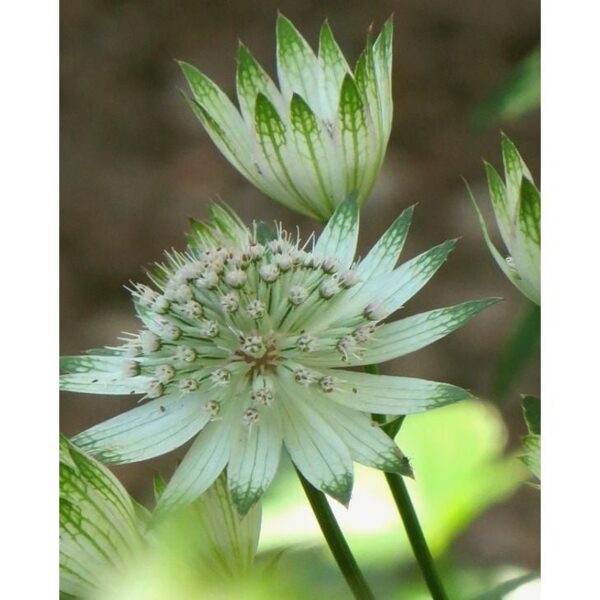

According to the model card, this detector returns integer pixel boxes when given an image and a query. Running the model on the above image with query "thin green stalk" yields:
[365,364,449,600]
[295,468,376,600]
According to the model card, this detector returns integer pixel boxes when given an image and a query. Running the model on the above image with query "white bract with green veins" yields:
[180,15,393,221]
[61,198,497,515]
[470,134,540,305]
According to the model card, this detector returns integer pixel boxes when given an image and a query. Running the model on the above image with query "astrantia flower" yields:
[179,15,393,221]
[61,198,497,515]
[470,134,540,304]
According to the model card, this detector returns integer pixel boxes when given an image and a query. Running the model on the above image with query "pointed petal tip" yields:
[322,474,353,507]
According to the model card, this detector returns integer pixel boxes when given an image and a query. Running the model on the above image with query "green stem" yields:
[295,468,376,600]
[365,364,449,600]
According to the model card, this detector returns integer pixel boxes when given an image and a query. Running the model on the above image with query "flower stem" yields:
[365,364,449,600]
[295,468,376,600]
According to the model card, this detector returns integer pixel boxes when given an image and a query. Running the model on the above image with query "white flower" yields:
[470,134,540,304]
[61,199,497,515]
[179,15,393,221]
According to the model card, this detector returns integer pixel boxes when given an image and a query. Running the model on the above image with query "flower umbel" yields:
[61,198,498,515]
[179,15,393,221]
[469,134,540,304]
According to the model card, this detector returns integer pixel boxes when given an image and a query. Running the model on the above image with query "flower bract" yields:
[61,198,497,515]
[469,134,540,304]
[180,15,393,221]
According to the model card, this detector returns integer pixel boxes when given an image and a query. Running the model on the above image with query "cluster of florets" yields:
[112,226,385,426]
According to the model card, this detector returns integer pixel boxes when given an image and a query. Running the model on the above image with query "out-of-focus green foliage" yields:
[472,47,540,125]
[260,400,527,562]
[520,395,541,485]
[493,304,540,400]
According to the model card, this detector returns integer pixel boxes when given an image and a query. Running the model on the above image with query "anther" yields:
[120,360,140,378]
[205,400,221,419]
[195,270,219,289]
[152,295,170,314]
[211,368,231,386]
[293,367,314,386]
[353,323,376,343]
[288,285,308,305]
[259,263,279,282]
[319,375,336,393]
[242,407,260,425]
[199,320,219,338]
[224,268,247,288]
[364,303,386,321]
[145,380,164,399]
[241,335,266,358]
[182,300,203,319]
[296,334,317,352]
[246,299,265,320]
[319,278,340,299]
[161,323,182,341]
[179,377,198,392]
[220,292,239,313]
[141,331,161,353]
[176,345,196,363]
[155,364,176,383]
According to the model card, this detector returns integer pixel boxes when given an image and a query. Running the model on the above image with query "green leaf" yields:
[472,47,540,125]
[493,303,540,399]
[313,192,359,269]
[153,473,167,504]
[522,395,540,436]
[520,395,541,483]
[60,435,143,598]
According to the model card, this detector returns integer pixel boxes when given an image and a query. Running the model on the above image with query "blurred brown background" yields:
[60,0,540,575]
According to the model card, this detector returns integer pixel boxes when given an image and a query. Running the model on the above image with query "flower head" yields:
[179,15,393,221]
[61,198,497,515]
[469,134,540,304]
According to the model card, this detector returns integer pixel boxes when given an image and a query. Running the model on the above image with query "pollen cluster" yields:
[118,224,380,426]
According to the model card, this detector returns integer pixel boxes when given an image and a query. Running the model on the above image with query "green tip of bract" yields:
[179,15,393,221]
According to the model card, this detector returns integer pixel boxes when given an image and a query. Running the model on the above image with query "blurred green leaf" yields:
[472,47,540,125]
[520,395,541,484]
[493,304,540,399]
